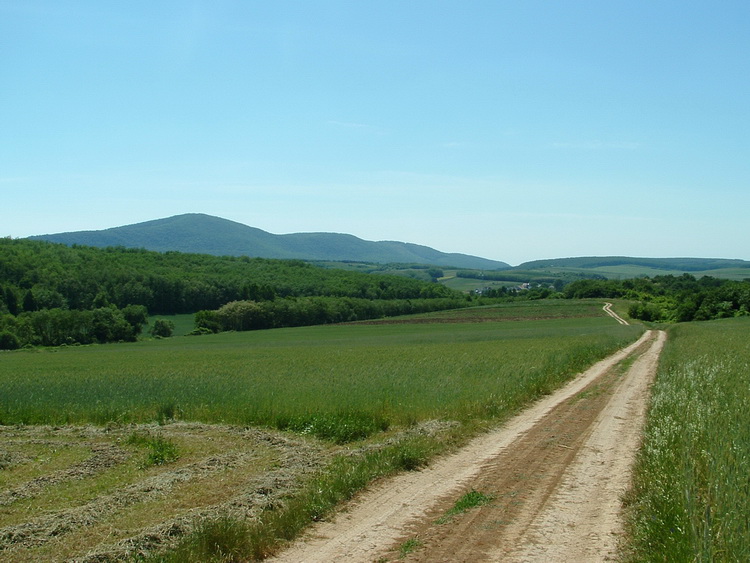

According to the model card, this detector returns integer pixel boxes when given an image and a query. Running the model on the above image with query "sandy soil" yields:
[270,329,665,562]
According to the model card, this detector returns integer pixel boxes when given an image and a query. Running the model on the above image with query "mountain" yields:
[28,213,511,270]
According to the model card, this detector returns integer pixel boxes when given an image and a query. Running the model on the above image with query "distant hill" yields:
[516,256,750,280]
[29,213,511,270]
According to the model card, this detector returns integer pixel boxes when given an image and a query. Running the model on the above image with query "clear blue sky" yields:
[2,1,748,265]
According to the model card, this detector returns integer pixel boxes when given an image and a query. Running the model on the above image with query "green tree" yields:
[22,290,37,312]
[427,268,444,282]
[121,304,149,335]
[92,307,135,343]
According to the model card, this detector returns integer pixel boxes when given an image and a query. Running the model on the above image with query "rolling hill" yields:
[28,213,511,270]
[516,256,750,280]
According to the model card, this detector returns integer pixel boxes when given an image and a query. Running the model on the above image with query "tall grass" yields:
[624,317,750,561]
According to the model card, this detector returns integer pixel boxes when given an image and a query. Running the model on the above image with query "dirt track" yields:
[271,329,665,562]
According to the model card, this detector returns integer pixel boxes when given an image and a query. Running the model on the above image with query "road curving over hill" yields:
[271,329,665,562]
[603,302,630,325]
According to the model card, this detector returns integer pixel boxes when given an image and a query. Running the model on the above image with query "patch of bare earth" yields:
[270,330,664,562]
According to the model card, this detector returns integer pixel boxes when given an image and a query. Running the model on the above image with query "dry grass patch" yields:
[0,423,325,562]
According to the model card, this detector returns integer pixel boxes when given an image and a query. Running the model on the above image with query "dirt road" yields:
[603,302,630,325]
[271,329,665,562]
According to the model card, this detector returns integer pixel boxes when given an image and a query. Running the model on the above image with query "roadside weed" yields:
[399,537,423,558]
[436,489,494,524]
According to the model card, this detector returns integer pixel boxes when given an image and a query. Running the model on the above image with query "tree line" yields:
[562,275,750,322]
[194,296,469,333]
[3,238,746,348]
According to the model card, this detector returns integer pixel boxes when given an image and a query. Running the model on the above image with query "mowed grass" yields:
[0,301,640,434]
[624,317,750,561]
[0,424,282,561]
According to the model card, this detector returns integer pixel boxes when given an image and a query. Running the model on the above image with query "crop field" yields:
[623,316,750,561]
[0,300,643,561]
[0,300,638,428]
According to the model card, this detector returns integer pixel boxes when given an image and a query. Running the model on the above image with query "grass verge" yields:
[622,317,750,561]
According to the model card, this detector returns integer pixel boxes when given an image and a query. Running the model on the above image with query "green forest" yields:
[0,239,461,348]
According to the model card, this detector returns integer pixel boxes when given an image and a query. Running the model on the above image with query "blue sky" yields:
[2,1,748,265]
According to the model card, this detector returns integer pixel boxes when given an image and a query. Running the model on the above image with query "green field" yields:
[4,294,749,561]
[439,271,521,292]
[624,317,750,561]
[1,301,641,431]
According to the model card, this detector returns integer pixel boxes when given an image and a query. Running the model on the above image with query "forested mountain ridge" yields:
[28,213,511,270]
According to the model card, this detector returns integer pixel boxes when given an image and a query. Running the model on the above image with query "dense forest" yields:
[0,238,461,348]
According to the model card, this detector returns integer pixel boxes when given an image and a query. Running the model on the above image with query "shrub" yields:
[0,331,20,350]
[150,319,175,338]
[628,301,663,322]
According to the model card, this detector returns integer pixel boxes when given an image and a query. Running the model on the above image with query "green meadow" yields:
[0,301,641,434]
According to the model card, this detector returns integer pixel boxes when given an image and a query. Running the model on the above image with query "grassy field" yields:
[0,300,644,561]
[623,317,750,561]
[1,301,639,430]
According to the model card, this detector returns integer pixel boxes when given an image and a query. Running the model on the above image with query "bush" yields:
[126,432,180,468]
[0,331,20,350]
[628,302,663,322]
[150,319,175,338]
